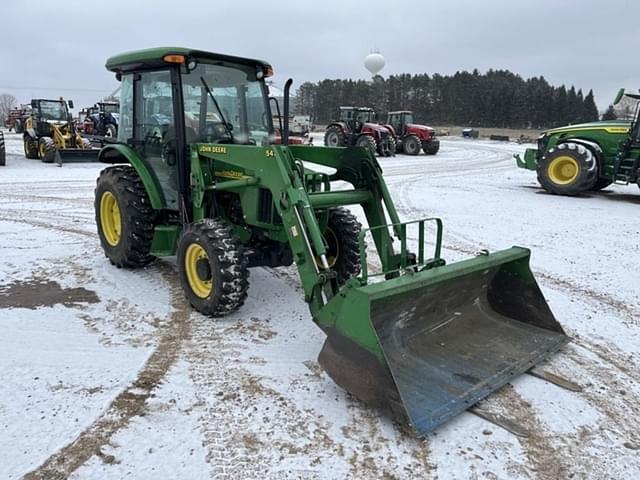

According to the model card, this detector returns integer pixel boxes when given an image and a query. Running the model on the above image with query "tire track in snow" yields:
[0,199,193,478]
[24,263,191,480]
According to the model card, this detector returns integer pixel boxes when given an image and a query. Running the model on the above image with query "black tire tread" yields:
[327,207,362,285]
[95,165,155,268]
[356,134,378,157]
[178,219,249,316]
[403,134,422,155]
[537,142,598,195]
[39,136,56,163]
[324,125,347,147]
[0,132,5,166]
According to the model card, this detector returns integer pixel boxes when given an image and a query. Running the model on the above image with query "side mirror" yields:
[68,100,74,109]
[613,88,625,106]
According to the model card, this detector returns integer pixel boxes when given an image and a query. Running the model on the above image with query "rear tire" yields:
[356,134,377,157]
[0,132,5,167]
[95,165,155,268]
[324,207,362,285]
[590,177,613,191]
[402,135,421,155]
[38,137,56,163]
[537,142,597,195]
[177,220,249,316]
[24,136,38,159]
[324,125,347,147]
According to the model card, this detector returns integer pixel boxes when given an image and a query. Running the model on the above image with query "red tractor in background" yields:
[324,106,395,157]
[384,110,440,155]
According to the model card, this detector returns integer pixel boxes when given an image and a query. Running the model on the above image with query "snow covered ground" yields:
[1,130,639,479]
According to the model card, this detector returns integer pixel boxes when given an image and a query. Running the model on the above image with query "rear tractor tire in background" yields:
[356,134,377,157]
[177,219,249,317]
[38,137,56,163]
[321,207,362,285]
[24,136,39,159]
[0,131,5,166]
[402,135,422,155]
[324,125,347,147]
[537,142,597,195]
[95,165,156,268]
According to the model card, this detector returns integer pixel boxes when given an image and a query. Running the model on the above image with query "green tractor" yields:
[515,88,640,195]
[95,47,568,436]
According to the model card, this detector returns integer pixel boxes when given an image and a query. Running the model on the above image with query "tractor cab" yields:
[102,47,275,210]
[387,110,414,135]
[31,99,73,123]
[339,106,375,132]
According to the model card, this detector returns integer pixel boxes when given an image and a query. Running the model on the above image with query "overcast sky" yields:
[1,0,638,113]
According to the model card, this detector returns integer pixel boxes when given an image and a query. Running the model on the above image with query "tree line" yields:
[294,69,599,129]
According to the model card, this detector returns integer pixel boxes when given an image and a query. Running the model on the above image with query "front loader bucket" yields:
[316,247,568,436]
[55,149,100,165]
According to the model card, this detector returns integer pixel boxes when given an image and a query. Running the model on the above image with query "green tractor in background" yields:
[95,47,568,436]
[515,88,640,195]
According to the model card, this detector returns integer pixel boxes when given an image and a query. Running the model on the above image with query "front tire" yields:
[322,207,362,285]
[537,142,597,195]
[355,134,377,157]
[324,125,347,147]
[24,136,38,159]
[38,137,56,163]
[423,140,440,155]
[402,135,421,155]
[177,220,249,316]
[95,165,155,268]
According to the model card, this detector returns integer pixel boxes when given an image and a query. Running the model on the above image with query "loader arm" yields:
[191,143,403,316]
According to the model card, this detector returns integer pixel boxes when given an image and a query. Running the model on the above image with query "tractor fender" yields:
[98,143,165,210]
[382,124,397,137]
[559,138,604,173]
[24,117,37,139]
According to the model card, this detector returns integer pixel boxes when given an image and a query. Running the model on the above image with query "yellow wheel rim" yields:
[38,142,46,159]
[185,243,213,298]
[100,191,122,246]
[548,156,580,185]
[315,228,339,268]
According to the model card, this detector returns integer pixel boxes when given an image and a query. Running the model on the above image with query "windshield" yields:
[404,113,414,124]
[102,103,119,114]
[181,61,272,145]
[38,101,68,121]
[356,110,372,123]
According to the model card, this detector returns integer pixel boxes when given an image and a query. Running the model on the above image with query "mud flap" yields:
[317,247,569,436]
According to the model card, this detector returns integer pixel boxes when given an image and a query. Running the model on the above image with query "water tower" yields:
[364,50,385,78]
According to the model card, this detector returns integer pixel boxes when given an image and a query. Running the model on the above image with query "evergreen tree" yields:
[602,105,617,120]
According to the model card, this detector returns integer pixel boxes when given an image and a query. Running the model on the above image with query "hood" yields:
[406,123,434,133]
[364,122,390,134]
[544,120,631,135]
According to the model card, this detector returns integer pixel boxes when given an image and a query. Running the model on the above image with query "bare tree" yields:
[0,93,18,125]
